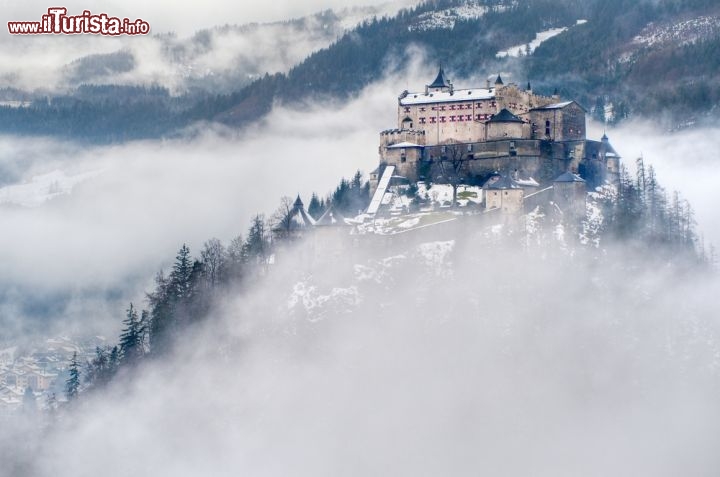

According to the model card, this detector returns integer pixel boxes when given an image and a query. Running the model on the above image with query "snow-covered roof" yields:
[316,206,349,227]
[533,101,573,109]
[483,175,522,189]
[515,177,540,187]
[553,172,586,183]
[387,141,424,149]
[400,88,495,105]
[483,174,538,190]
[532,101,586,111]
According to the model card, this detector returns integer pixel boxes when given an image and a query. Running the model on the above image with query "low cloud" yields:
[0,0,412,93]
[0,75,398,337]
[1,56,720,475]
[588,120,720,247]
[10,232,720,476]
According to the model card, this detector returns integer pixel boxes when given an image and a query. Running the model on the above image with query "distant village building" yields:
[373,68,621,202]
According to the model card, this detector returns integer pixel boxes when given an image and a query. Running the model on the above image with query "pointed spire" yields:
[429,66,450,89]
[526,81,531,91]
[495,74,504,85]
[293,194,303,209]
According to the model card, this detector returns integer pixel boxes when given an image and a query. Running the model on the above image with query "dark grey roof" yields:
[315,205,348,227]
[495,74,504,85]
[553,172,586,183]
[429,68,450,89]
[281,195,315,229]
[483,175,522,189]
[488,108,523,123]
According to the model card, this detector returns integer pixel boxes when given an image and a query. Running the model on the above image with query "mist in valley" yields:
[0,54,719,475]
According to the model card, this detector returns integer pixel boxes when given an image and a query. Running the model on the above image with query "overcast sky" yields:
[2,0,403,36]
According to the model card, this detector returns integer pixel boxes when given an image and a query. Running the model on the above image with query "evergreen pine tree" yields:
[244,215,270,267]
[65,352,81,401]
[170,244,193,301]
[108,346,120,374]
[85,346,111,387]
[148,271,173,355]
[308,192,324,220]
[119,303,145,366]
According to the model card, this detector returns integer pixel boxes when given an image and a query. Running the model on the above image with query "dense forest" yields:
[2,0,719,142]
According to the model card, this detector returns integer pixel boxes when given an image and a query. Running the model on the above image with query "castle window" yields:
[441,146,447,153]
[430,117,436,123]
[450,115,456,122]
[419,117,426,124]
[404,107,410,113]
[440,106,446,111]
[467,144,473,152]
[466,115,472,121]
[401,154,407,163]
[457,115,463,122]
[450,105,455,110]
[440,116,446,123]
[476,115,482,120]
[420,107,426,112]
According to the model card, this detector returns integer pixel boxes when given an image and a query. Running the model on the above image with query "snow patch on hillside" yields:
[496,26,568,58]
[287,281,360,321]
[633,15,720,47]
[0,169,102,207]
[410,1,510,31]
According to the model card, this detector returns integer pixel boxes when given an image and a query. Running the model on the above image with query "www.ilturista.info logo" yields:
[8,7,150,35]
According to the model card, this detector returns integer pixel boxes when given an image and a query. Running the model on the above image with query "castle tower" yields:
[428,67,451,93]
[552,172,586,219]
[486,108,524,140]
[600,132,621,184]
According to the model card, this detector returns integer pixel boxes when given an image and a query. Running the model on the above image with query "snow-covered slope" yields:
[0,169,101,207]
[496,20,587,58]
[409,1,495,31]
[633,15,720,48]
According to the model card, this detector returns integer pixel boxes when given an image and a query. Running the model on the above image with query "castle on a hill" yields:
[371,68,620,195]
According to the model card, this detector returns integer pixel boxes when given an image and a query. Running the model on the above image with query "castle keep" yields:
[373,68,620,193]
